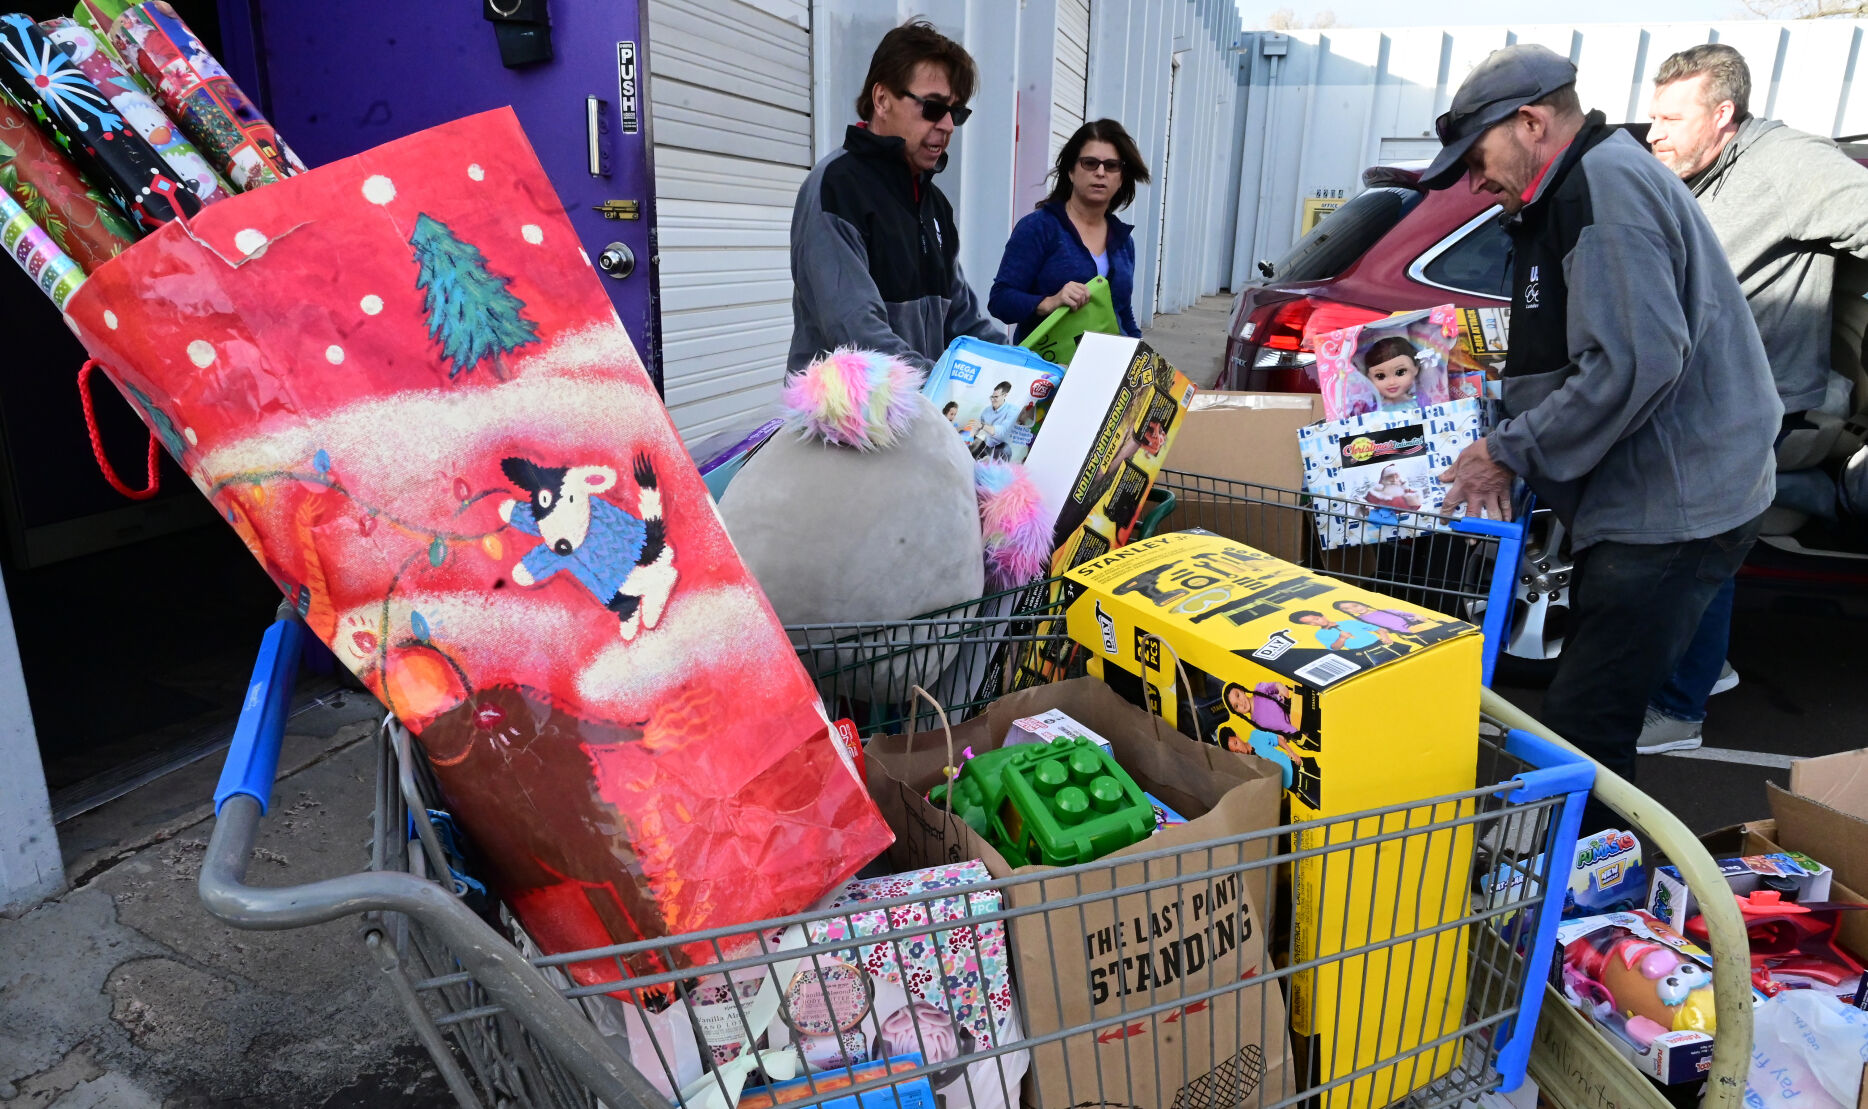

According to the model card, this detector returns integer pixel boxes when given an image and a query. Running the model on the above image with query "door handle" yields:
[597,242,634,280]
[586,96,610,177]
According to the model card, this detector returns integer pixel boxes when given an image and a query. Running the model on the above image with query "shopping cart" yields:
[204,599,1600,1109]
[1142,471,1527,687]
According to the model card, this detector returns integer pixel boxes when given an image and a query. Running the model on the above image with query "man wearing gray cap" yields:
[1429,45,1781,788]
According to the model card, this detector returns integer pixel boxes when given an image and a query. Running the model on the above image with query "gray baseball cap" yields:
[1422,45,1578,190]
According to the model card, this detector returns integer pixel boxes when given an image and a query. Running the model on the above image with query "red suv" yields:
[1223,165,1507,395]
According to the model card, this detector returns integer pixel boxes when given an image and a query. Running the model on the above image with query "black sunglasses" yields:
[898,89,971,126]
[1076,156,1124,174]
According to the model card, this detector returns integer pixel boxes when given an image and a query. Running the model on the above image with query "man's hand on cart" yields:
[1442,436,1516,523]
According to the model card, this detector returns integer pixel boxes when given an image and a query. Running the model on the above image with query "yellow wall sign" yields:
[1301,195,1343,234]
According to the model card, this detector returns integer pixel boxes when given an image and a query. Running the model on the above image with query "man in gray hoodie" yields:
[1639,44,1868,754]
[1425,45,1780,792]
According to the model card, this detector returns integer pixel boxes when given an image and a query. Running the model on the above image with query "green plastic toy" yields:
[929,736,1154,867]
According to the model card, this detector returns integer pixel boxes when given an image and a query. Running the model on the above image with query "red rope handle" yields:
[77,359,160,501]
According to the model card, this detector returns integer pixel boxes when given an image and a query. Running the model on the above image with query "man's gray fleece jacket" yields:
[1487,116,1781,550]
[787,125,998,375]
[1685,116,1868,415]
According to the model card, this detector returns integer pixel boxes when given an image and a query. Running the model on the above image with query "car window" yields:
[1418,211,1512,299]
[1265,187,1421,283]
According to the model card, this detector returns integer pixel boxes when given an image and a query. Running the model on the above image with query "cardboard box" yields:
[1153,392,1324,564]
[865,678,1292,1109]
[1058,531,1481,1109]
[1706,819,1868,984]
[923,337,1065,465]
[1764,748,1868,964]
[1006,335,1195,690]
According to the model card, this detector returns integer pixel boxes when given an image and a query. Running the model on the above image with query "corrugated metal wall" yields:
[1051,0,1091,165]
[1087,0,1243,321]
[1230,20,1868,290]
[649,0,812,439]
[812,0,1243,336]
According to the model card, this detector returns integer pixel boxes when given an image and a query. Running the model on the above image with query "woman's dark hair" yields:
[1043,119,1151,212]
[1361,336,1421,371]
[856,20,978,122]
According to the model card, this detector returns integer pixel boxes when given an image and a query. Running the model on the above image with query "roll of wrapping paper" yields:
[42,17,228,206]
[0,14,199,232]
[105,2,306,192]
[71,0,130,41]
[1,187,86,307]
[0,89,135,271]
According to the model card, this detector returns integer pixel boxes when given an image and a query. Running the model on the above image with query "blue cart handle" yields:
[213,605,305,817]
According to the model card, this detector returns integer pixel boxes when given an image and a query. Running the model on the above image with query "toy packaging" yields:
[1297,397,1484,550]
[738,1055,935,1109]
[60,109,893,984]
[1314,305,1459,422]
[1007,334,1194,690]
[767,861,1026,1109]
[923,337,1065,464]
[1557,910,1765,1085]
[1058,530,1481,1109]
[1647,850,1833,934]
[1568,829,1647,918]
[1004,708,1109,749]
[1454,306,1510,400]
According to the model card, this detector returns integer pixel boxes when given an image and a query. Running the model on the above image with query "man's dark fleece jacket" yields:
[1489,113,1781,550]
[787,124,998,375]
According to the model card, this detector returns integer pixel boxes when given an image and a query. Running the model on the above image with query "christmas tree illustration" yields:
[409,213,539,381]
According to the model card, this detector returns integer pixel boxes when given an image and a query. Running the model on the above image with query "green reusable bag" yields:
[1019,274,1119,365]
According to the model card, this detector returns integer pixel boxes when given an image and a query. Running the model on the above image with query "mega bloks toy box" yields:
[1058,530,1481,1109]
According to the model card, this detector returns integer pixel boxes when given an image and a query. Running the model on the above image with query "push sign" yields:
[616,42,640,134]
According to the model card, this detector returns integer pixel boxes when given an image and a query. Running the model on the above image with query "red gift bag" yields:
[62,108,892,980]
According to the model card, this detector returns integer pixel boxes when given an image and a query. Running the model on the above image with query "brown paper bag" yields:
[866,678,1294,1109]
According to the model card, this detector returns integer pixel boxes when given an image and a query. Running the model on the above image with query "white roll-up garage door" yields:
[648,0,812,440]
[1051,0,1091,163]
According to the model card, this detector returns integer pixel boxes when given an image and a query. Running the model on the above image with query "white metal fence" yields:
[1229,20,1868,290]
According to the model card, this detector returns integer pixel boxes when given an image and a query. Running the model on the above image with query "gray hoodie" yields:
[1687,117,1868,414]
[1488,117,1781,550]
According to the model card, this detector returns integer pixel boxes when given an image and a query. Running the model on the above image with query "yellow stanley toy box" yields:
[1060,530,1481,1109]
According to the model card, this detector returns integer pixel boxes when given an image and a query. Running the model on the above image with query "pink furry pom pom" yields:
[976,460,1051,589]
[781,348,921,449]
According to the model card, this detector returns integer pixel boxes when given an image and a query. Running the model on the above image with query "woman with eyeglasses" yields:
[989,119,1153,343]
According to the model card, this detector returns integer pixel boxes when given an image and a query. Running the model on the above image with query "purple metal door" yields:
[218,0,661,388]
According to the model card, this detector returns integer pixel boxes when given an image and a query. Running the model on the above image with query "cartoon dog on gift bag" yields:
[499,453,677,640]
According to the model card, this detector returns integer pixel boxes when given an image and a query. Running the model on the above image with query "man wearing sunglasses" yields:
[1427,45,1779,810]
[787,20,1001,377]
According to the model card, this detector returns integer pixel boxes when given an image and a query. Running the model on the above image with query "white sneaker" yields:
[1638,708,1704,755]
[1710,661,1739,697]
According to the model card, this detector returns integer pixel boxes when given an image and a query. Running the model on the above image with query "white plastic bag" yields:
[1745,990,1868,1109]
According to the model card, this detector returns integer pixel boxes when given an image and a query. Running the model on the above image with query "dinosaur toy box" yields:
[58,108,891,985]
[1058,529,1481,1109]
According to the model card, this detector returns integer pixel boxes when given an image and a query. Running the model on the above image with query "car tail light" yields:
[1229,297,1321,392]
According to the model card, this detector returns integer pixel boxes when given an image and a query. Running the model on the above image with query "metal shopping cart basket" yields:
[1141,471,1527,688]
[202,596,1610,1109]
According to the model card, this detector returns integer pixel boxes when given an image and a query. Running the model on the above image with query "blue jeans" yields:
[1648,575,1736,724]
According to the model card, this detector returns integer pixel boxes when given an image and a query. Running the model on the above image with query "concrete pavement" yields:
[1,694,451,1108]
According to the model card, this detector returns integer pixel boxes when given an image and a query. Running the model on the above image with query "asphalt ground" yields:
[1495,571,1867,836]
